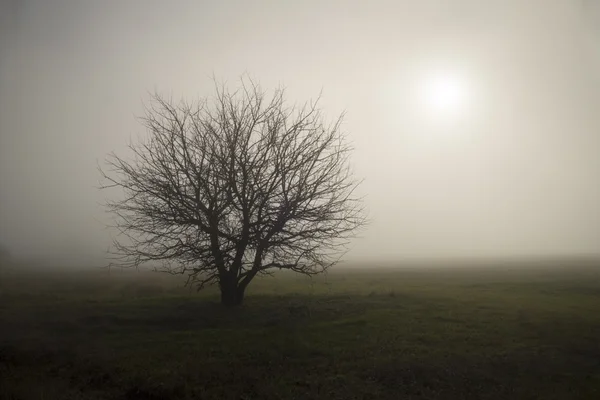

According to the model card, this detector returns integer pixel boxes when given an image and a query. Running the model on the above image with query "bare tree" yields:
[99,79,366,306]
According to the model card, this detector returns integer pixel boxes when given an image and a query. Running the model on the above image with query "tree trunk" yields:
[219,274,245,306]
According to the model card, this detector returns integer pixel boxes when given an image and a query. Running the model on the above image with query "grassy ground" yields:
[1,259,599,399]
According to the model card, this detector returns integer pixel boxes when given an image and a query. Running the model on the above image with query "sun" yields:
[419,71,468,119]
[378,63,476,134]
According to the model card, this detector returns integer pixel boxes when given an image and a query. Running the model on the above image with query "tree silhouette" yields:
[100,79,365,306]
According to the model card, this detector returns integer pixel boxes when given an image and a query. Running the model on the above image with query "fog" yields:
[1,0,599,265]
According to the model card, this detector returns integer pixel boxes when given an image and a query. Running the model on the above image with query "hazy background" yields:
[1,0,599,266]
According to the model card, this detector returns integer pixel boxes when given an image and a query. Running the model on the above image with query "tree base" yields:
[220,283,246,307]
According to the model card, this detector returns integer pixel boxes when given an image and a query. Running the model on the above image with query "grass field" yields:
[1,258,599,399]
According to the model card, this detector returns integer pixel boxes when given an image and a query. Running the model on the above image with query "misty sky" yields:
[1,0,599,263]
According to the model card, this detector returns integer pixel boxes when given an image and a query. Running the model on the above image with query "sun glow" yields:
[379,62,478,137]
[419,71,468,119]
